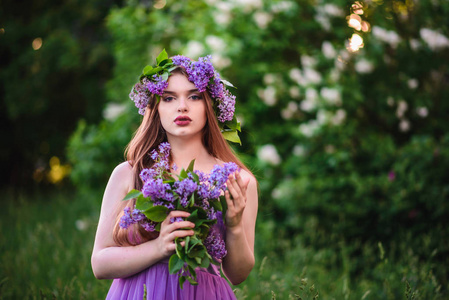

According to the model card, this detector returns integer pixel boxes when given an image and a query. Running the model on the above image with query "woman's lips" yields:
[174,116,192,126]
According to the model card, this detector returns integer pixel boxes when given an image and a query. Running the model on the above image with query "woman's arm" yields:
[222,170,258,285]
[91,162,195,279]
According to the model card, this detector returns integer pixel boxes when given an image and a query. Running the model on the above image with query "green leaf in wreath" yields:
[161,71,169,81]
[224,116,241,131]
[221,79,236,88]
[168,66,178,72]
[142,65,153,75]
[158,58,171,67]
[156,49,169,65]
[168,254,184,274]
[143,205,168,222]
[222,130,241,145]
[122,189,142,201]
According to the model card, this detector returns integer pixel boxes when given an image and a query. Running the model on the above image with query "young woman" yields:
[91,52,258,299]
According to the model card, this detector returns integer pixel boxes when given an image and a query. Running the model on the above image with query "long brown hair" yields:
[113,68,250,246]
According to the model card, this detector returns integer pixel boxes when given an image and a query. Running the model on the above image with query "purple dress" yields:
[106,222,236,300]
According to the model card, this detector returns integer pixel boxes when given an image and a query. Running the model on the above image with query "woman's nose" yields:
[177,98,188,113]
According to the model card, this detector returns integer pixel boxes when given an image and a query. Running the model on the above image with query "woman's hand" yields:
[156,210,195,258]
[225,171,251,229]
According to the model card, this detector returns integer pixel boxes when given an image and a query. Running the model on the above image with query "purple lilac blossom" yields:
[141,221,156,232]
[119,207,148,229]
[170,217,184,223]
[208,72,224,99]
[129,77,152,115]
[217,89,236,122]
[174,178,198,207]
[172,55,192,72]
[189,55,215,92]
[204,226,227,260]
[142,178,171,200]
[147,74,168,96]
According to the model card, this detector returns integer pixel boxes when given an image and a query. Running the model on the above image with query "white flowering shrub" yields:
[68,0,449,296]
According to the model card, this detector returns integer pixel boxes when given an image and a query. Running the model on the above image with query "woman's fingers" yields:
[235,171,250,196]
[162,210,191,225]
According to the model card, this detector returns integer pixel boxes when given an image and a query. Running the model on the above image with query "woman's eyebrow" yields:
[163,89,199,94]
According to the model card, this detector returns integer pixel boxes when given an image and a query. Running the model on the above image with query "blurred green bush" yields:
[68,0,449,295]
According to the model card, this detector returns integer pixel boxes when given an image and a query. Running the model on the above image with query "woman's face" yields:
[158,73,207,140]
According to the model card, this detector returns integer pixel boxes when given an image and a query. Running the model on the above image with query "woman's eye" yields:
[163,96,174,102]
[190,95,202,100]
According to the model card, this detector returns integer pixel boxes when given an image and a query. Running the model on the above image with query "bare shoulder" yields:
[108,161,134,192]
[238,169,257,186]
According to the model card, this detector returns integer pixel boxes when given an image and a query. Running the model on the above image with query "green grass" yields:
[0,189,111,299]
[1,189,446,299]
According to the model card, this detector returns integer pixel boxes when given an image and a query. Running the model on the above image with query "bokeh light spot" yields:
[154,0,166,9]
[32,37,43,50]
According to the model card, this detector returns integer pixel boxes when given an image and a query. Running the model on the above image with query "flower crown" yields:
[129,49,241,144]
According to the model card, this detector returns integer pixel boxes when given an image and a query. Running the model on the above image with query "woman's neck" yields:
[167,135,213,170]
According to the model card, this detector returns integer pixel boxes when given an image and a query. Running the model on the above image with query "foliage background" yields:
[1,0,449,299]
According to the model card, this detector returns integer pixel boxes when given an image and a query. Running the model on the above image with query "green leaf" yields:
[158,59,170,67]
[188,246,206,258]
[210,199,222,211]
[220,195,228,223]
[185,236,190,253]
[161,71,169,81]
[122,189,142,201]
[168,254,184,274]
[143,205,168,222]
[221,79,236,88]
[188,237,201,252]
[142,65,153,75]
[187,159,195,172]
[222,130,241,145]
[187,265,197,281]
[186,275,198,286]
[200,255,210,268]
[191,171,200,183]
[152,66,163,74]
[156,49,169,65]
[187,209,199,223]
[135,194,152,211]
[179,168,188,179]
[179,276,187,289]
[188,193,195,207]
[185,256,199,269]
[224,116,241,131]
[175,238,184,259]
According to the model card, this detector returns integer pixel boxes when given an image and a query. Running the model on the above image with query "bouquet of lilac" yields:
[120,142,238,288]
